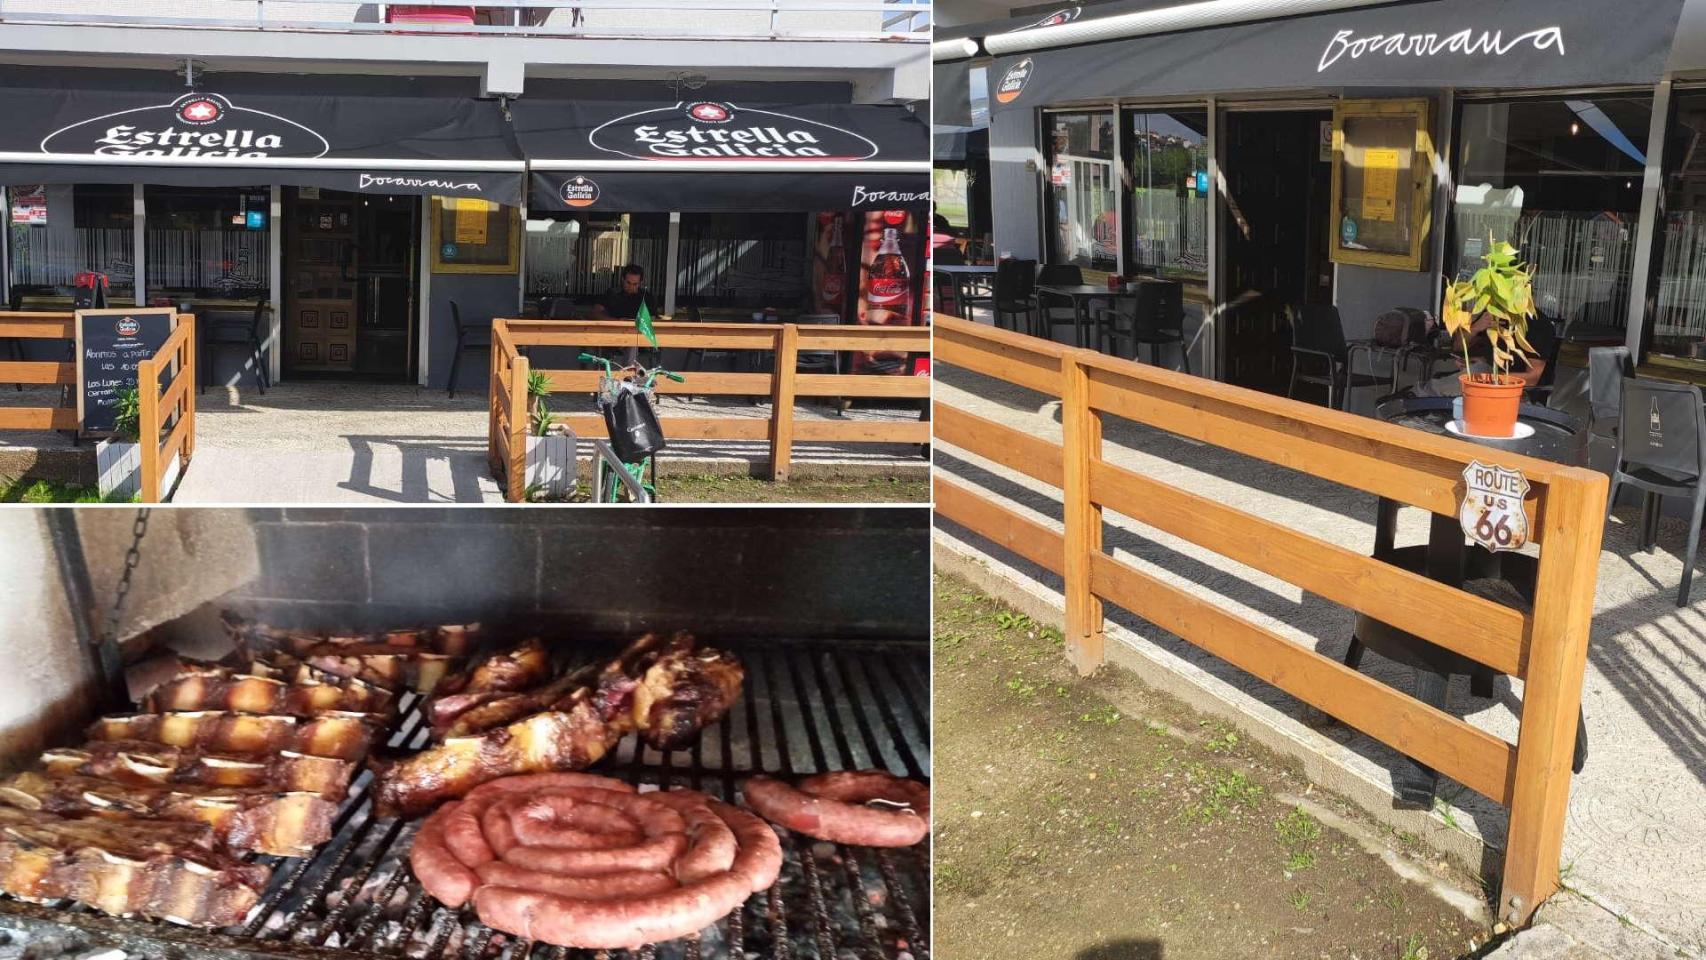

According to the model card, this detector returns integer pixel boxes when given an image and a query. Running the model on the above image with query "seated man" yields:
[593,263,660,367]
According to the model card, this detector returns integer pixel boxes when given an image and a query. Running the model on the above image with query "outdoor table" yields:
[1036,283,1122,348]
[934,263,996,317]
[1357,395,1589,806]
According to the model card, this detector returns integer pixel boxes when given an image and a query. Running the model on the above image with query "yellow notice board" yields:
[454,199,491,244]
[1362,148,1400,222]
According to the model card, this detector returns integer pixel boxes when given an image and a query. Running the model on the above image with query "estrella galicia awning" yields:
[0,87,524,204]
[515,100,930,213]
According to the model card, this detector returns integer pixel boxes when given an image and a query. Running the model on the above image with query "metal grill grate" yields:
[0,640,930,960]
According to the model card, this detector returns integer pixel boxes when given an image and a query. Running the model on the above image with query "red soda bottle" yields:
[867,227,912,326]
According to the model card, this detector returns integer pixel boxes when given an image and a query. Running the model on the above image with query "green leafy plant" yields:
[112,388,141,443]
[1441,233,1538,381]
[526,371,556,436]
[526,370,550,399]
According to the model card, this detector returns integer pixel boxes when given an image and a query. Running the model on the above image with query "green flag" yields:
[636,299,657,350]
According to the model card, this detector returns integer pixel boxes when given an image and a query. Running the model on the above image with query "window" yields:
[144,186,272,304]
[676,213,810,314]
[1044,110,1117,274]
[1646,92,1706,362]
[6,184,135,306]
[1122,109,1209,280]
[1450,96,1650,335]
[523,213,667,316]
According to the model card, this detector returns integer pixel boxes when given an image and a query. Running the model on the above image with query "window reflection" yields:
[1123,110,1209,280]
[144,186,272,305]
[1044,111,1117,273]
[6,184,135,307]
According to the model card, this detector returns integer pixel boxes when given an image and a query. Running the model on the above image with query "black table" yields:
[934,264,997,318]
[1355,396,1589,806]
[1036,283,1126,348]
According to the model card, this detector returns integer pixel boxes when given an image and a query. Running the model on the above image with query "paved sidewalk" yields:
[935,357,1706,956]
[171,382,924,503]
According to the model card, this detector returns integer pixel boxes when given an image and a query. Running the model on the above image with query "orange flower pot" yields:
[1459,374,1525,438]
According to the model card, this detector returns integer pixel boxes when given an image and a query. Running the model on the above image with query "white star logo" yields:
[181,100,219,122]
[690,103,728,122]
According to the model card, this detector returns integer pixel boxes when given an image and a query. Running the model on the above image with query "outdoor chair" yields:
[446,299,491,399]
[1286,304,1387,411]
[1587,345,1633,461]
[1524,316,1566,406]
[201,296,270,395]
[1035,263,1083,342]
[1097,280,1189,375]
[1607,377,1706,606]
[991,259,1039,336]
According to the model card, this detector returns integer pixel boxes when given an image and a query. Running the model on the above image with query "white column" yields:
[132,183,145,306]
[418,198,433,387]
[1112,103,1125,278]
[1204,97,1219,382]
[269,184,283,383]
[1626,79,1673,358]
[663,211,682,316]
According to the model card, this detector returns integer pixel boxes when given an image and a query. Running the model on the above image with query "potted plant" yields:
[524,370,577,498]
[1441,235,1540,438]
[95,388,144,500]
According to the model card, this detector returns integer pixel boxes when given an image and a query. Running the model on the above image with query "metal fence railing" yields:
[0,0,931,41]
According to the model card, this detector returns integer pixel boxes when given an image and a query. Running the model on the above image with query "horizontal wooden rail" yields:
[0,311,79,437]
[934,313,1608,928]
[490,319,930,495]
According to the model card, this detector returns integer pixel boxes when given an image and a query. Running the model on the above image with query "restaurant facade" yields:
[933,0,1706,397]
[0,57,930,392]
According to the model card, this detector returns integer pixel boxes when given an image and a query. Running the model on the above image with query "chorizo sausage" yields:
[741,770,929,847]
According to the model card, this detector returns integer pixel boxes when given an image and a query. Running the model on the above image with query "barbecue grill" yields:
[0,511,930,960]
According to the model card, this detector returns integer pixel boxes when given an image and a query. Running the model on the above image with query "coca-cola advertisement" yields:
[853,210,923,375]
[809,212,850,317]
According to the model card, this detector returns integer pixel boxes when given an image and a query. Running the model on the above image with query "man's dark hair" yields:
[621,264,644,280]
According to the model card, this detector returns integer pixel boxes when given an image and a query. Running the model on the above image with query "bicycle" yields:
[578,353,684,503]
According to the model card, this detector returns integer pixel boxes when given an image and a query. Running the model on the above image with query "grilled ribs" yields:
[42,740,356,800]
[91,711,379,762]
[146,665,395,717]
[0,805,267,927]
[0,771,335,858]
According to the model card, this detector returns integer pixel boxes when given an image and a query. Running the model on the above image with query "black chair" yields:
[1609,377,1706,605]
[1035,263,1083,342]
[991,259,1039,336]
[202,296,270,394]
[1587,345,1633,446]
[1098,281,1189,374]
[446,299,491,399]
[1524,316,1566,406]
[1287,304,1387,411]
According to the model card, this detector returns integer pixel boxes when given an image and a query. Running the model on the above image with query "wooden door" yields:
[284,190,358,373]
[1219,110,1335,394]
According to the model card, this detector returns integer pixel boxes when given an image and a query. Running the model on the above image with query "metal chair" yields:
[202,296,270,394]
[446,299,491,399]
[1608,377,1706,606]
[1035,263,1083,342]
[991,259,1038,335]
[1287,304,1387,411]
[1587,345,1632,452]
[1098,281,1189,374]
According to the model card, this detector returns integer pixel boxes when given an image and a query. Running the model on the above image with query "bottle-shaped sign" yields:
[867,227,913,325]
[823,215,847,311]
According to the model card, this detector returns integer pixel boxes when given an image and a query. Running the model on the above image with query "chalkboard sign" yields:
[76,307,177,436]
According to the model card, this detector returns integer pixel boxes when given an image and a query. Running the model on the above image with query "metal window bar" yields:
[0,639,929,960]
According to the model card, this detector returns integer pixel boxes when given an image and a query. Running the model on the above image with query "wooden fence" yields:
[934,313,1607,927]
[0,310,195,502]
[488,319,931,502]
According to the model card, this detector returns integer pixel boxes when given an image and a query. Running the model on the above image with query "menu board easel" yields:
[75,307,177,437]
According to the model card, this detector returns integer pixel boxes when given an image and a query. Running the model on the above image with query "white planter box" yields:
[526,430,578,499]
[95,439,183,502]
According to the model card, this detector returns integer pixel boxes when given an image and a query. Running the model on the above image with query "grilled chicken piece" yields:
[425,638,555,734]
[0,805,268,926]
[632,644,745,750]
[42,740,355,800]
[146,667,395,718]
[90,711,379,762]
[372,689,614,818]
[0,771,335,858]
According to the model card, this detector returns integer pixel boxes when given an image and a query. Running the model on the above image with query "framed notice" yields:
[75,307,177,436]
[1329,99,1434,271]
[431,197,519,274]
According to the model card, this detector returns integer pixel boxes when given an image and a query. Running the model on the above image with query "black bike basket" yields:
[604,387,666,463]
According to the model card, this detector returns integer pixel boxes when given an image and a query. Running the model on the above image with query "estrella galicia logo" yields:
[589,102,879,161]
[115,317,140,338]
[560,175,601,208]
[1025,6,1080,29]
[996,59,1033,105]
[42,92,330,160]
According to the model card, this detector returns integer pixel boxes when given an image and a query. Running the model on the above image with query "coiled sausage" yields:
[741,770,929,847]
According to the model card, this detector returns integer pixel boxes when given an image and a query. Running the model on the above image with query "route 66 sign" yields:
[1461,460,1531,552]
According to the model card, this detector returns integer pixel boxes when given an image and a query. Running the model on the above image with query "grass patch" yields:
[0,476,131,503]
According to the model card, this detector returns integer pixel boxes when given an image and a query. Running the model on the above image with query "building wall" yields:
[0,512,92,770]
[988,107,1043,261]
[425,271,518,393]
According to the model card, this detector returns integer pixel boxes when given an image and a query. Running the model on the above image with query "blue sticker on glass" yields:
[1194,171,1209,195]
[442,243,458,260]
[246,210,266,230]
[1340,216,1358,245]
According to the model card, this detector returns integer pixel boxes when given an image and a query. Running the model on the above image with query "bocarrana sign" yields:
[590,101,880,161]
[42,92,329,159]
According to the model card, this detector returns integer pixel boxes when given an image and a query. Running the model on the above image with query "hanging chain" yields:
[103,508,152,646]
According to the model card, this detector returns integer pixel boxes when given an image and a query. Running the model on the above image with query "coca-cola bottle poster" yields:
[809,212,849,317]
[854,210,922,375]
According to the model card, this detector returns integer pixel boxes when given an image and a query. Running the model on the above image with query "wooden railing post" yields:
[179,315,196,463]
[488,321,505,473]
[1500,471,1608,926]
[138,357,160,504]
[1061,352,1104,675]
[769,324,799,482]
[507,354,530,502]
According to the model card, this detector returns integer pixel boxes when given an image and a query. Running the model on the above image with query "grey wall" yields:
[427,272,519,392]
[210,508,929,642]
[988,107,1043,260]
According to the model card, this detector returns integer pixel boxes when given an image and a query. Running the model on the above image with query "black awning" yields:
[513,100,930,213]
[0,89,524,204]
[989,0,1688,111]
[934,61,974,128]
